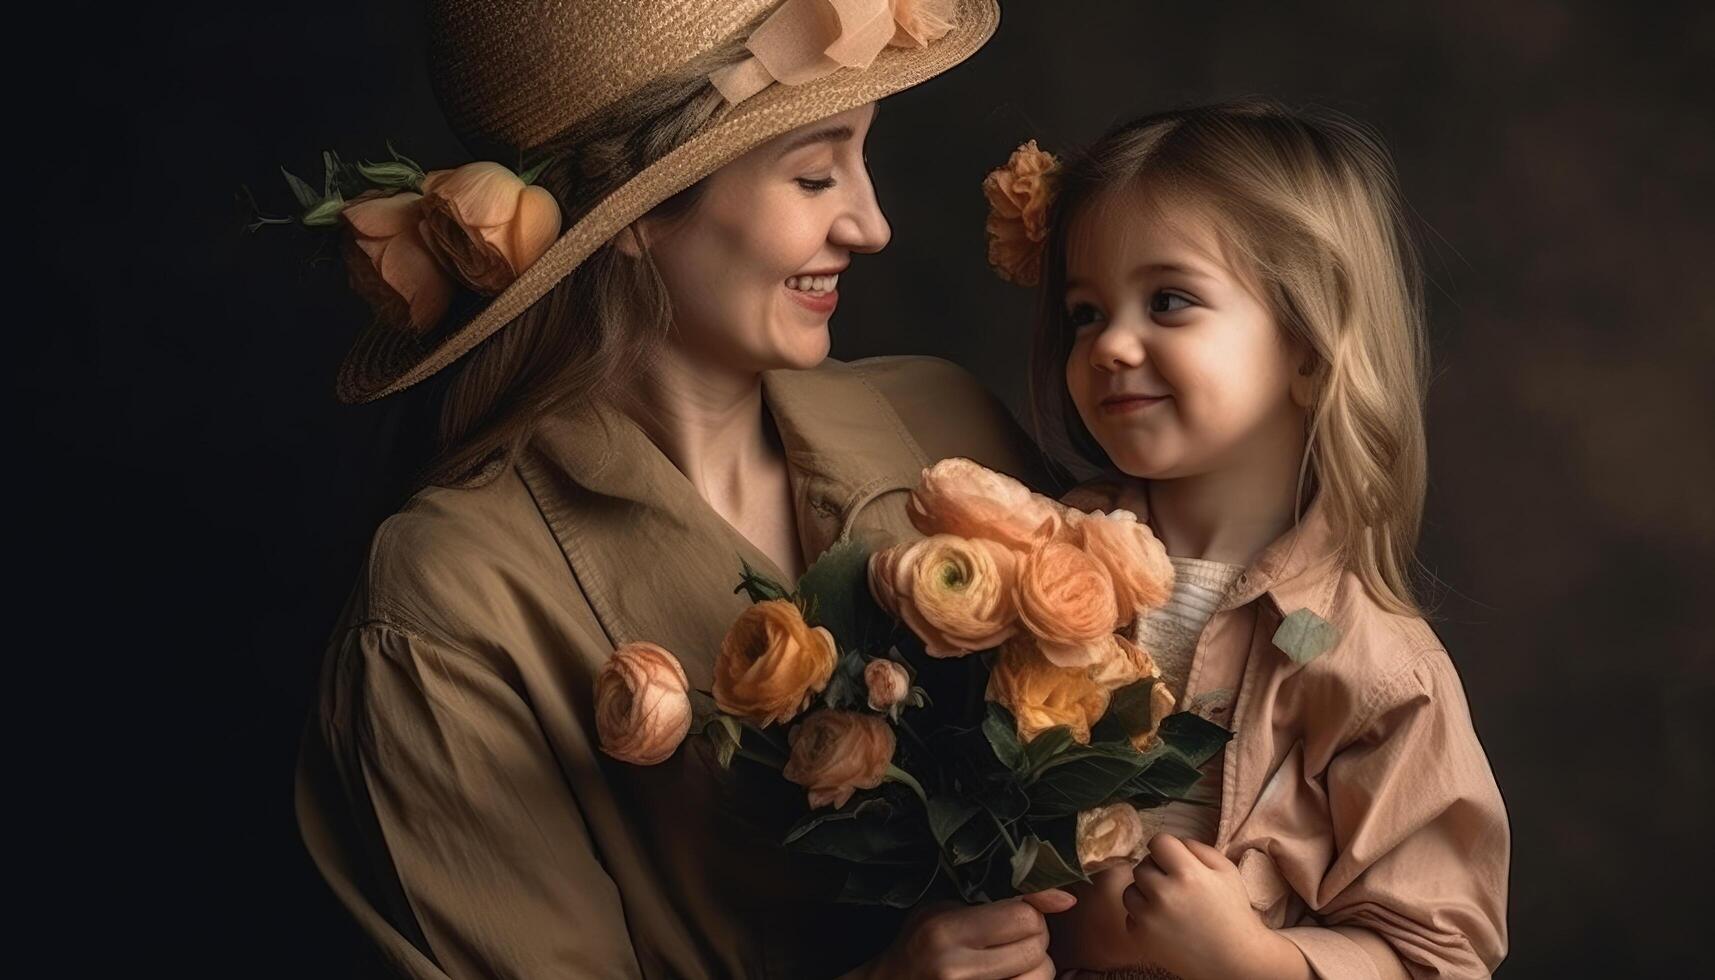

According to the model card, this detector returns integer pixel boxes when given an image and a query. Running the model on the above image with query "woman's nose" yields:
[829,174,891,254]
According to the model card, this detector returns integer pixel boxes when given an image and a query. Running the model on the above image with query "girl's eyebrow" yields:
[1065,261,1218,290]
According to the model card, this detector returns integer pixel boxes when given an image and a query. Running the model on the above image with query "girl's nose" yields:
[1088,323,1146,373]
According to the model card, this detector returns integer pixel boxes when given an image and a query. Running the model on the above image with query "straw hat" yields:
[335,0,1000,404]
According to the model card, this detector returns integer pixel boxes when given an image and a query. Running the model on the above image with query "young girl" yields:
[982,100,1510,978]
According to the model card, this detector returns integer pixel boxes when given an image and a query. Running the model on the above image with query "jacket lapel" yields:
[516,360,929,687]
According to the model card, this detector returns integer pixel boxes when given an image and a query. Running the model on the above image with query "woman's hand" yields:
[1120,834,1310,980]
[856,889,1076,980]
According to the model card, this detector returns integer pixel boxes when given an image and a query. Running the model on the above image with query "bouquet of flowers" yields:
[595,458,1230,906]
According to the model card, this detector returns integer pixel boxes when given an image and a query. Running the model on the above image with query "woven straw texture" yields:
[337,0,1000,403]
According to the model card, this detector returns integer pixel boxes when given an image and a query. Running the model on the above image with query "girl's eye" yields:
[1067,303,1103,329]
[796,176,837,192]
[1149,290,1194,314]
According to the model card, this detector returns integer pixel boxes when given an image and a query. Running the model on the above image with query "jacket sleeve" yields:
[313,620,642,980]
[1280,649,1510,979]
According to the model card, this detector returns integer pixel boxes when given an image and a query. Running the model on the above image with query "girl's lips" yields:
[785,285,838,315]
[1099,394,1169,415]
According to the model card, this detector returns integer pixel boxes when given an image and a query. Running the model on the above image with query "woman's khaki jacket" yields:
[295,356,1056,980]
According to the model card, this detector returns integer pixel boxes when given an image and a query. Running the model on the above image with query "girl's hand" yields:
[858,889,1076,980]
[1120,835,1310,980]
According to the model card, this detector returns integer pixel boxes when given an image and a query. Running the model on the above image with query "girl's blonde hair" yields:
[1030,98,1430,616]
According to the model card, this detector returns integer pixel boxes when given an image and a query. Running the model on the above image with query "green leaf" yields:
[796,539,892,650]
[1090,678,1160,744]
[1025,743,1149,818]
[1021,725,1077,776]
[301,195,346,227]
[703,714,742,769]
[836,849,941,907]
[734,560,792,604]
[1118,751,1204,804]
[926,795,980,846]
[356,160,424,190]
[982,702,1024,770]
[385,139,424,172]
[1009,834,1089,893]
[280,166,319,210]
[1273,608,1341,664]
[1156,711,1233,769]
[517,157,550,186]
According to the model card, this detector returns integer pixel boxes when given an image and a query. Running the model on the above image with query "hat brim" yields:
[336,0,1000,404]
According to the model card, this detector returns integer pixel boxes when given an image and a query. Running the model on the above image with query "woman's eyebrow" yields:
[776,125,855,157]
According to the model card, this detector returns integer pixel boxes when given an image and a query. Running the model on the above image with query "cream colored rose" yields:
[782,710,897,809]
[886,535,1020,657]
[888,0,955,47]
[982,140,1061,287]
[418,162,562,295]
[1014,541,1120,667]
[1087,634,1163,690]
[1077,510,1174,625]
[1076,803,1147,872]
[985,636,1111,745]
[339,191,454,333]
[907,458,1064,552]
[713,600,836,727]
[594,642,692,766]
[864,659,910,712]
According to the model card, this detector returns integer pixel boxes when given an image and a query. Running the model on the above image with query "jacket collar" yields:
[514,359,927,680]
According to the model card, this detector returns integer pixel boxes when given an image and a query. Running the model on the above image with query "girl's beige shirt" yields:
[1082,482,1511,980]
[294,356,1055,980]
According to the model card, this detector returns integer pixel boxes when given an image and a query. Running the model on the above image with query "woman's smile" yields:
[784,269,842,316]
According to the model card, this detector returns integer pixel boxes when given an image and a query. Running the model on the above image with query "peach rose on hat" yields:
[339,190,456,334]
[418,162,563,296]
[594,641,694,765]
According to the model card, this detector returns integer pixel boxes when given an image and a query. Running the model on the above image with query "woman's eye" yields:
[796,176,837,192]
[1149,290,1194,314]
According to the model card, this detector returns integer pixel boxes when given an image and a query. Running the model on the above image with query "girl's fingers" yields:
[1019,888,1077,914]
[1143,832,1196,875]
[1120,881,1151,919]
[1180,837,1232,871]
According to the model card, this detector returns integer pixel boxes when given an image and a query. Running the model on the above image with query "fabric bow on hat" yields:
[711,0,957,104]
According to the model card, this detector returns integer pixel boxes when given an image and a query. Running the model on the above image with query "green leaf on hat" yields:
[301,195,346,228]
[1273,608,1341,664]
[280,166,320,210]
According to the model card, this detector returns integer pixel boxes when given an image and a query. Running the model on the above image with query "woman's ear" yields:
[1289,350,1320,409]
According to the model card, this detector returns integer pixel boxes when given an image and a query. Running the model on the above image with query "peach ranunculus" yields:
[880,535,1020,657]
[888,0,956,47]
[1014,541,1120,668]
[1076,802,1147,872]
[417,162,562,295]
[864,659,910,712]
[907,458,1064,553]
[713,599,837,727]
[1076,509,1174,626]
[594,642,693,766]
[867,542,908,617]
[782,709,897,809]
[339,191,455,333]
[986,636,1111,745]
[982,139,1060,287]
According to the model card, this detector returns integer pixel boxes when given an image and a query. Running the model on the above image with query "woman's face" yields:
[1062,187,1311,480]
[633,103,891,374]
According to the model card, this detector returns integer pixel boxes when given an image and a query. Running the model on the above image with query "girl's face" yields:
[1063,187,1311,481]
[634,103,891,374]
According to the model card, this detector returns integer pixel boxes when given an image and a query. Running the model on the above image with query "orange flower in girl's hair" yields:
[983,139,1060,286]
[339,191,455,333]
[418,161,562,295]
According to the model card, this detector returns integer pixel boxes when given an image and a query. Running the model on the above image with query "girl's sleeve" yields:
[313,620,642,980]
[1280,649,1510,979]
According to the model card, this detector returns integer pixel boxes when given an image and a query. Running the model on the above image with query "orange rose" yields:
[907,458,1065,553]
[1086,634,1163,690]
[1076,803,1146,872]
[885,535,1020,657]
[985,636,1111,744]
[339,191,455,333]
[1077,510,1174,625]
[594,642,693,766]
[983,140,1060,287]
[782,710,897,809]
[418,162,562,295]
[1014,541,1120,667]
[864,659,910,712]
[867,543,907,617]
[713,600,837,727]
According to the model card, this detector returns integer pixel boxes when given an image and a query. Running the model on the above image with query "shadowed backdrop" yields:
[33,0,1713,975]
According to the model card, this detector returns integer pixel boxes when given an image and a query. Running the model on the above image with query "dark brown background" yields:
[28,0,1712,975]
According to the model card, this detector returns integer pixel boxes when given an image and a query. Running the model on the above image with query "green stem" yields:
[883,763,927,805]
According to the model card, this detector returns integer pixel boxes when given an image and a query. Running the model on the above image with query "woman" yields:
[296,1,1071,977]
